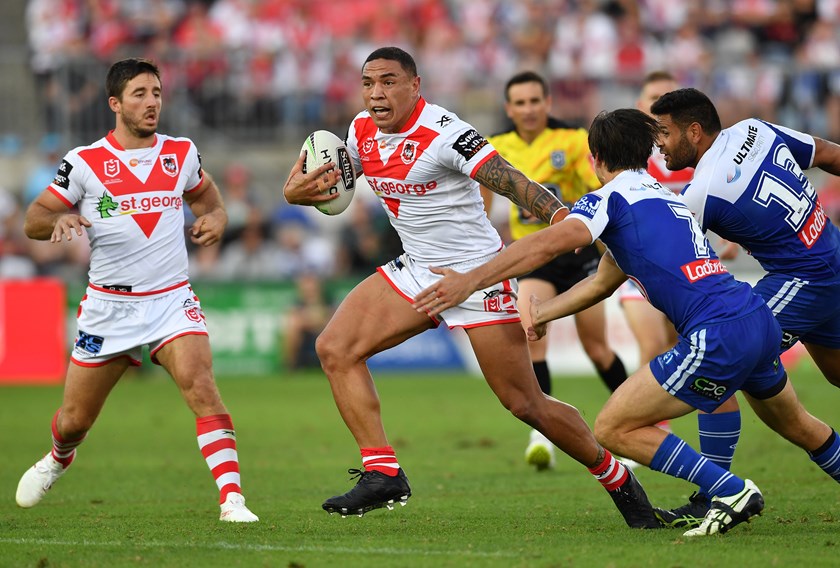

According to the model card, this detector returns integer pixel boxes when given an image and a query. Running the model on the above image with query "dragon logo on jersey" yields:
[362,138,376,155]
[96,192,119,218]
[104,159,120,178]
[550,151,566,169]
[160,154,179,177]
[401,140,419,165]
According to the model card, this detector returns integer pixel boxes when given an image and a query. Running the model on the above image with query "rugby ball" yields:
[300,130,356,216]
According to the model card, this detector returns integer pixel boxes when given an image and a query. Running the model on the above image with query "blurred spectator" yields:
[0,189,37,279]
[336,202,402,277]
[24,134,63,206]
[282,272,333,370]
[215,212,284,280]
[220,162,261,243]
[270,218,336,278]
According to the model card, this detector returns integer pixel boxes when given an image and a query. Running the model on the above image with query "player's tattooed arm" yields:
[474,154,568,225]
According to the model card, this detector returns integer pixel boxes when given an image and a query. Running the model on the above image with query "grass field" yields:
[1,362,838,567]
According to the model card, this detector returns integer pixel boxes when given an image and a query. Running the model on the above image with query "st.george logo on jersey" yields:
[160,154,179,177]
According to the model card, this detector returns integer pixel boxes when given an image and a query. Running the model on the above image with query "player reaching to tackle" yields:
[283,46,661,528]
[16,58,258,522]
[648,87,840,527]
[414,108,840,537]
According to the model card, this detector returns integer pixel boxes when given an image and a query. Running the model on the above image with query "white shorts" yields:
[618,279,646,303]
[377,253,521,329]
[71,281,208,367]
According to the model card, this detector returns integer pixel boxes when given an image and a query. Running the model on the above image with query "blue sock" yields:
[698,410,741,470]
[809,430,840,482]
[650,433,745,498]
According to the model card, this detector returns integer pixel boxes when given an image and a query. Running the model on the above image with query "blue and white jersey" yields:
[681,118,840,280]
[567,170,763,335]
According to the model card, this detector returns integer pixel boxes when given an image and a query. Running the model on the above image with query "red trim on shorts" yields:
[619,296,647,303]
[469,150,498,178]
[48,187,75,207]
[454,316,521,330]
[149,331,209,364]
[70,354,142,367]
[88,280,190,297]
[375,266,441,327]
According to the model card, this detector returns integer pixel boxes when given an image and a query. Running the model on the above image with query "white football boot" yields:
[525,429,556,471]
[219,492,259,522]
[16,452,67,508]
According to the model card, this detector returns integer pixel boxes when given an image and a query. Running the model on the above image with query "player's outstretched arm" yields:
[24,191,91,243]
[283,151,343,206]
[474,154,568,225]
[812,137,840,176]
[529,253,627,334]
[413,217,593,316]
[185,172,228,246]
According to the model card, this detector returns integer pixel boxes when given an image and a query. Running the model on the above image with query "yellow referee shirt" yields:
[489,118,601,240]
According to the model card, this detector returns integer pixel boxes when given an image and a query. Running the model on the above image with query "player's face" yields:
[505,81,549,139]
[636,79,679,117]
[111,72,162,139]
[361,59,421,134]
[656,115,697,171]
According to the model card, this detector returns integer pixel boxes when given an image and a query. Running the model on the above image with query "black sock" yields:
[533,360,551,396]
[597,354,627,392]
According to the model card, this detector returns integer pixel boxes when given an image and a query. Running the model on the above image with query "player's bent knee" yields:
[593,414,622,450]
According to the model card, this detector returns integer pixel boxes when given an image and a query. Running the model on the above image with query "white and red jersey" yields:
[347,98,503,268]
[647,147,693,194]
[49,131,203,292]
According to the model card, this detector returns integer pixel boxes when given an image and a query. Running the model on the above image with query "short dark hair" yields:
[504,71,548,101]
[642,70,675,86]
[650,88,722,134]
[106,58,160,99]
[364,47,417,77]
[588,109,659,172]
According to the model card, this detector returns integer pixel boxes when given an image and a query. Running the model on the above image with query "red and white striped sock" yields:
[196,414,242,504]
[361,446,400,476]
[50,409,86,468]
[587,449,629,491]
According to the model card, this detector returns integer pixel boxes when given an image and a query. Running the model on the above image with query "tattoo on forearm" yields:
[475,155,563,224]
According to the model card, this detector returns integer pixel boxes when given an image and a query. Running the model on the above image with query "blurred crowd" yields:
[5,0,840,287]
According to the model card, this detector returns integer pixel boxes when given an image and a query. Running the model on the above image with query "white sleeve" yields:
[566,190,609,243]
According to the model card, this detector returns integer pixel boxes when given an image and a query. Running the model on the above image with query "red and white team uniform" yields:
[49,131,209,365]
[346,98,520,328]
[619,149,695,302]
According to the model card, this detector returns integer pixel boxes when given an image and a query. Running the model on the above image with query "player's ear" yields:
[687,121,703,143]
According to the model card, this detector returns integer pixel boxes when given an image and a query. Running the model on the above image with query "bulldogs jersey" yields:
[682,119,840,280]
[346,98,503,268]
[488,119,601,240]
[49,131,203,292]
[567,170,763,335]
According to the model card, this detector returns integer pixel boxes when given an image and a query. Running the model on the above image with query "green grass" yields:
[1,362,838,567]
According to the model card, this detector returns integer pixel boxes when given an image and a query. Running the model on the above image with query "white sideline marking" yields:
[0,538,520,558]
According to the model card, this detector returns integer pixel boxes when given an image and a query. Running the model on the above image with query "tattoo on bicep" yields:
[475,155,563,224]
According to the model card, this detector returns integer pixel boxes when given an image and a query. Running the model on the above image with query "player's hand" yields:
[51,214,92,243]
[190,208,226,246]
[717,239,740,260]
[413,267,475,317]
[283,151,342,206]
[526,293,548,341]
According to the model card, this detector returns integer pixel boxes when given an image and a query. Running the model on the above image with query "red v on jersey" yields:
[79,138,192,238]
[357,124,439,179]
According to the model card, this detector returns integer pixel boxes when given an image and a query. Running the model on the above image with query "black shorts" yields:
[520,243,601,294]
